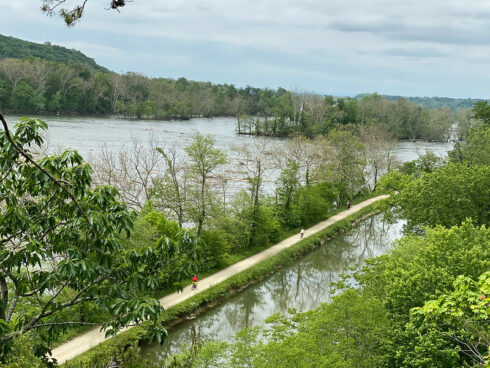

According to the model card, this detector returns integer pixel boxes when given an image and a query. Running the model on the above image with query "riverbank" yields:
[56,195,389,367]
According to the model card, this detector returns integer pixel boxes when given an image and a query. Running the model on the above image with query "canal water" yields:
[141,214,404,362]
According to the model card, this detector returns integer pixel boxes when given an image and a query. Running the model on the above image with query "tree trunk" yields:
[0,276,8,321]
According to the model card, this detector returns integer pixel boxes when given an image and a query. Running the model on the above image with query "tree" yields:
[179,290,391,368]
[450,125,490,166]
[473,101,490,125]
[41,0,128,26]
[89,134,164,209]
[232,140,276,245]
[356,221,489,367]
[395,163,490,231]
[276,160,301,228]
[411,272,490,366]
[185,133,226,237]
[359,125,398,191]
[324,130,366,204]
[0,115,201,359]
[283,135,323,186]
[153,144,190,228]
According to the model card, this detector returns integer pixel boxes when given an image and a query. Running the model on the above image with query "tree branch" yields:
[0,114,89,223]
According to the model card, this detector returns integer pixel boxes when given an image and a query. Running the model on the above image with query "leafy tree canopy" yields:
[0,114,202,360]
[378,163,490,232]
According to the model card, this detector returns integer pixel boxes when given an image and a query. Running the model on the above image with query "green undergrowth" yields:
[63,197,383,368]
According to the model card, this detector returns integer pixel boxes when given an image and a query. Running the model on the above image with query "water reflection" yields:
[142,214,404,361]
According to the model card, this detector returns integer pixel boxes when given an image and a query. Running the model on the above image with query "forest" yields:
[357,93,485,111]
[0,53,465,141]
[1,34,487,142]
[0,35,105,71]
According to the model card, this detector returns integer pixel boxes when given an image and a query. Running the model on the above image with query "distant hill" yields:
[0,34,107,71]
[355,93,487,111]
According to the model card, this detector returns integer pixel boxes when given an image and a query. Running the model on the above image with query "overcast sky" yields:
[1,0,490,98]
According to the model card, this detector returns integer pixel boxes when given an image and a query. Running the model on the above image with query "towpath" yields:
[52,194,389,364]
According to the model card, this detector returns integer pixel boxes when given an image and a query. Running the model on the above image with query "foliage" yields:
[395,163,490,230]
[276,160,301,227]
[199,230,230,269]
[399,150,445,177]
[185,133,227,237]
[161,220,489,368]
[356,93,488,112]
[0,336,45,368]
[473,101,490,125]
[163,289,391,368]
[0,116,202,360]
[451,125,490,167]
[0,34,104,70]
[411,272,490,366]
[41,0,128,26]
[356,221,489,367]
[325,129,366,203]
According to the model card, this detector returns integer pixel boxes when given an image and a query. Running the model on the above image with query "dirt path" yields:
[51,195,389,364]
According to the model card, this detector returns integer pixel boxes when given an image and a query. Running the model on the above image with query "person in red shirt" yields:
[192,275,198,290]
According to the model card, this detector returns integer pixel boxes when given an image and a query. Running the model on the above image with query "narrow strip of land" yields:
[52,195,389,364]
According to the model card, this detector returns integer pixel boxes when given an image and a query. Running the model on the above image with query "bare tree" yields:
[232,139,276,244]
[360,125,399,191]
[283,135,324,186]
[153,144,190,227]
[89,133,164,209]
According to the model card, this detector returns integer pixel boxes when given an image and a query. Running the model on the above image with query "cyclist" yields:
[192,275,198,290]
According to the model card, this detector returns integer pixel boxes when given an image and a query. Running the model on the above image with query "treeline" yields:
[357,93,487,111]
[0,56,291,120]
[0,54,464,141]
[0,34,104,70]
[238,93,458,141]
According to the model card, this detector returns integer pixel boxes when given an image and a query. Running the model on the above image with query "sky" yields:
[1,0,490,98]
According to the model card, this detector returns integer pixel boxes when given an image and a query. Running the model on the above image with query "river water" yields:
[5,115,451,161]
[141,214,404,362]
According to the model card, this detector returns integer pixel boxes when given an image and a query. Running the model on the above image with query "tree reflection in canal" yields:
[142,214,404,362]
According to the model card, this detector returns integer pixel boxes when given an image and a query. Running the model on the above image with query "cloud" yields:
[1,0,489,98]
[361,47,448,58]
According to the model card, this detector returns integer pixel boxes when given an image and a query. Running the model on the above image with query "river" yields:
[141,214,404,362]
[5,115,451,161]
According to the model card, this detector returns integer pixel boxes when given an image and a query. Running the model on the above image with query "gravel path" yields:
[51,195,389,364]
